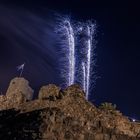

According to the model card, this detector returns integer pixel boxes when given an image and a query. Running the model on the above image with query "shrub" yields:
[99,102,117,111]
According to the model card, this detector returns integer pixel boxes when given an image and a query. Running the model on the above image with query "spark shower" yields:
[56,18,96,100]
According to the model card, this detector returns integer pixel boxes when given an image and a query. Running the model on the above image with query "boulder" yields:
[6,77,34,102]
[0,95,7,110]
[38,84,61,100]
[64,84,85,97]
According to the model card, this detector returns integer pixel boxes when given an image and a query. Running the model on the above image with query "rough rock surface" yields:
[6,77,34,100]
[0,77,34,110]
[38,84,61,100]
[0,77,140,140]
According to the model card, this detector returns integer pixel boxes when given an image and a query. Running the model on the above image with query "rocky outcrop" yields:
[38,84,61,100]
[0,77,34,110]
[6,77,34,100]
[0,77,140,140]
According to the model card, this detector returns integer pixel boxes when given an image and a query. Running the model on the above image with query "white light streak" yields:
[56,17,96,99]
[56,18,75,87]
[82,62,86,92]
[80,23,96,100]
[86,25,92,99]
[64,20,75,85]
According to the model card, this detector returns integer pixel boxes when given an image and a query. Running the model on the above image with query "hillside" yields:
[0,77,140,140]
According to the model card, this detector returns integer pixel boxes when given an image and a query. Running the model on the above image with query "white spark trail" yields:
[56,18,76,87]
[82,62,86,92]
[86,25,92,99]
[56,17,96,98]
[65,20,75,85]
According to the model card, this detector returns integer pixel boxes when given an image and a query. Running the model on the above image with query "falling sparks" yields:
[64,20,75,85]
[82,61,86,92]
[84,24,96,99]
[56,18,76,87]
[56,17,96,100]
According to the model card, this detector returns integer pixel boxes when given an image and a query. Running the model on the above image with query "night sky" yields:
[0,0,140,119]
